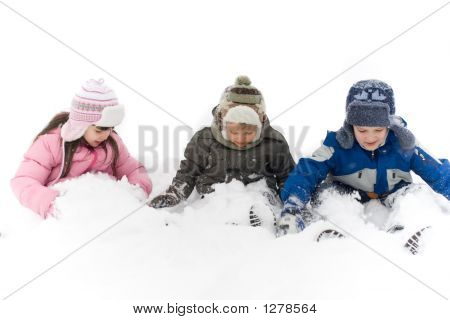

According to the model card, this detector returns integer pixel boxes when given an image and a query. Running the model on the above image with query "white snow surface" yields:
[1,173,449,300]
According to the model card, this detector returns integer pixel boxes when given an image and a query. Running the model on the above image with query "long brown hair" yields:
[35,112,119,178]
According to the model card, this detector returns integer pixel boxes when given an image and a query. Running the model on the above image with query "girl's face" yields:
[225,122,257,148]
[353,126,388,151]
[83,125,113,147]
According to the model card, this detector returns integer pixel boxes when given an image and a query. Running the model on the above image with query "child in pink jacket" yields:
[11,79,152,218]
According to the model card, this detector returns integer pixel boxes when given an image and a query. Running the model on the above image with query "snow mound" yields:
[1,174,449,299]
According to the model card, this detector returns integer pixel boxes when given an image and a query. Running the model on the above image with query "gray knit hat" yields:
[345,79,394,127]
[336,79,415,150]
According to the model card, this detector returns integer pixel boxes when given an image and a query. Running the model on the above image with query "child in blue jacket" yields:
[278,79,450,234]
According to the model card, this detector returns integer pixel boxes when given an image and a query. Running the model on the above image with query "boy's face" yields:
[353,126,388,151]
[225,122,258,148]
[83,125,113,147]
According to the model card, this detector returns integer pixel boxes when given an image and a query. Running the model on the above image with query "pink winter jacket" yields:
[11,128,152,218]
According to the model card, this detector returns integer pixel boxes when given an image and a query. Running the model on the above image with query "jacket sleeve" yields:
[410,146,450,200]
[114,134,152,196]
[280,143,335,207]
[168,131,209,200]
[10,135,60,218]
[273,138,295,192]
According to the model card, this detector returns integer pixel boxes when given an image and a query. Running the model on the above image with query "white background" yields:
[1,0,450,318]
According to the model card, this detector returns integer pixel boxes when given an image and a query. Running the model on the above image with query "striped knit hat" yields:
[214,76,267,132]
[61,79,124,141]
[217,76,266,116]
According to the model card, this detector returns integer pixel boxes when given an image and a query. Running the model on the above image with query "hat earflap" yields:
[336,121,355,149]
[389,116,415,150]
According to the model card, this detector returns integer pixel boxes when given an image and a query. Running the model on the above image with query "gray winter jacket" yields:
[166,110,295,201]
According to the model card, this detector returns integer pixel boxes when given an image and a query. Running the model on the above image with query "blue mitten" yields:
[277,207,306,235]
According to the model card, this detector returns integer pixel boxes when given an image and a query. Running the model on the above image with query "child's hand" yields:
[277,209,306,235]
[149,193,181,209]
[42,190,66,219]
[45,203,61,219]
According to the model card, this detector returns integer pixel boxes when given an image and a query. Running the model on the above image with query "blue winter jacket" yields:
[281,130,450,207]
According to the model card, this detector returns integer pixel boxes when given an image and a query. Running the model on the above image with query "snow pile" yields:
[1,173,449,299]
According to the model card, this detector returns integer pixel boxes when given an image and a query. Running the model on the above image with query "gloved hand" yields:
[45,202,60,219]
[43,189,66,219]
[262,190,281,207]
[149,193,181,209]
[277,207,306,235]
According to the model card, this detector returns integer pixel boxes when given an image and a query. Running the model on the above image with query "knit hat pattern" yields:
[61,79,124,141]
[336,79,415,150]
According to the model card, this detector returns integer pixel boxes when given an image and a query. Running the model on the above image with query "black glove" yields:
[149,193,181,209]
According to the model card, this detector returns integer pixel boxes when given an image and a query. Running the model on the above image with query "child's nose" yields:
[237,135,247,143]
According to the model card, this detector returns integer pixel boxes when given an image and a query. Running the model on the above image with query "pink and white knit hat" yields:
[61,79,125,141]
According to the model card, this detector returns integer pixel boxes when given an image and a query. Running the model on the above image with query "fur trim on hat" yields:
[95,104,125,127]
[221,105,262,142]
[61,120,91,142]
[346,101,391,127]
[389,115,416,150]
[336,121,355,149]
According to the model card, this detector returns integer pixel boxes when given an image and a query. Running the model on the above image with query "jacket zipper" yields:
[87,150,98,172]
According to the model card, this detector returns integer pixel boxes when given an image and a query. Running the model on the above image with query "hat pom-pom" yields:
[235,75,251,86]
